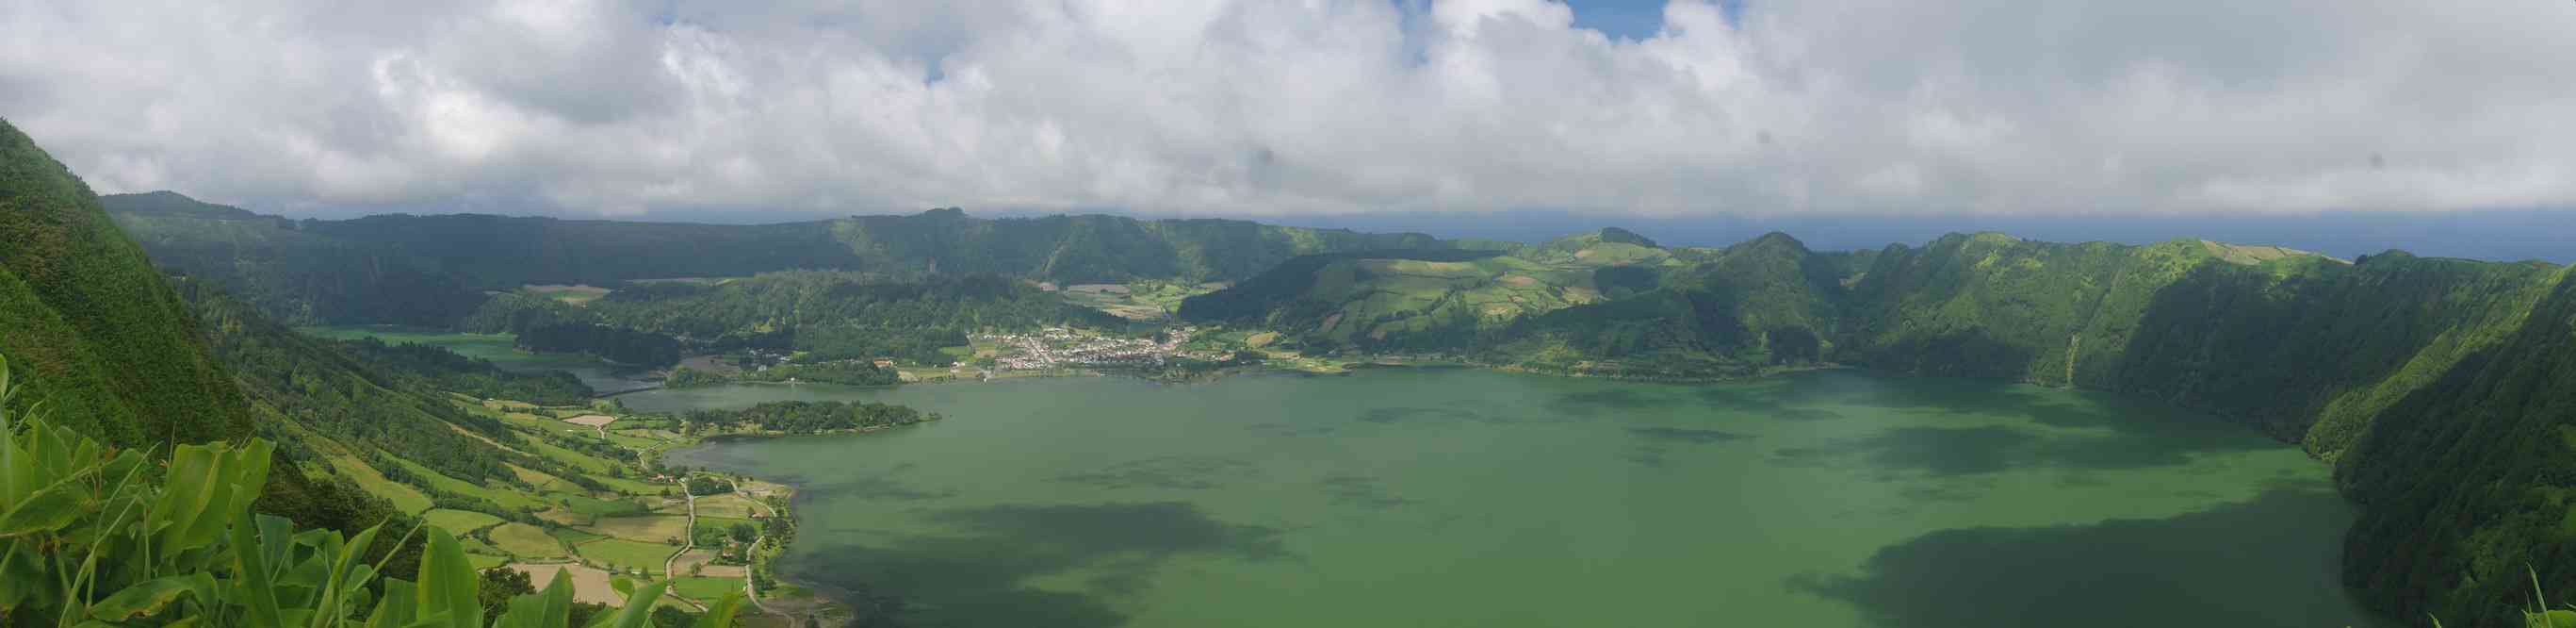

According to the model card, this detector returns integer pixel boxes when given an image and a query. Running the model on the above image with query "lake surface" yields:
[299,325,659,392]
[658,369,2386,628]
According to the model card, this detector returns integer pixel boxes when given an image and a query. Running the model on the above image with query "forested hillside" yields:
[105,195,1449,327]
[466,272,1121,365]
[0,118,253,448]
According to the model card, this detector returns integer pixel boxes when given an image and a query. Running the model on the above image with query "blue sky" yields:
[1564,0,1741,39]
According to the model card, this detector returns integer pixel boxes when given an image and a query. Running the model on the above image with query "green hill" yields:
[105,197,1450,327]
[1173,230,1737,352]
[0,118,253,448]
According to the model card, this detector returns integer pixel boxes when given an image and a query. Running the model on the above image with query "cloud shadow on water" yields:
[1358,406,1504,425]
[1789,485,2384,628]
[1547,388,1678,417]
[1628,426,1754,445]
[820,475,960,503]
[784,501,1292,628]
[1770,422,2279,479]
[1318,474,1414,510]
[1053,455,1262,490]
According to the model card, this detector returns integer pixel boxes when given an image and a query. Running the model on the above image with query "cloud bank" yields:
[4,0,2572,218]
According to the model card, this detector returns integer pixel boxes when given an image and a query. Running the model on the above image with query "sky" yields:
[3,0,2573,256]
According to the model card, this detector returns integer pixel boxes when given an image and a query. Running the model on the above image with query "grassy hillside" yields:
[1174,231,1722,352]
[0,118,253,448]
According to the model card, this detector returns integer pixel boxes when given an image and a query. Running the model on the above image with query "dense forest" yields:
[0,120,254,448]
[680,400,940,435]
[333,336,595,405]
[668,359,901,388]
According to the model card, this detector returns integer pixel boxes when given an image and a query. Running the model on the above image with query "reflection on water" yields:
[661,370,2390,628]
[299,325,658,392]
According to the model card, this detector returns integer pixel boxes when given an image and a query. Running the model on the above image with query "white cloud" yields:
[2,0,2571,218]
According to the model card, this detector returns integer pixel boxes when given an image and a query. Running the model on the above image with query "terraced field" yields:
[593,515,692,542]
[576,537,676,576]
[307,385,798,615]
[486,522,567,558]
[422,508,505,533]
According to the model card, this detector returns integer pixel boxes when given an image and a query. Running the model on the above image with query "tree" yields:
[687,475,734,496]
[480,567,538,623]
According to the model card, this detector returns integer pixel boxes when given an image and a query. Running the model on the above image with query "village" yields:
[974,325,1231,372]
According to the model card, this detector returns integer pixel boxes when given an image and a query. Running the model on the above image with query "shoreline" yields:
[653,419,944,625]
[638,357,2376,627]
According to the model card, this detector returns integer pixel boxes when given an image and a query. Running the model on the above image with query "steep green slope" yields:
[181,280,524,485]
[107,191,484,325]
[0,118,253,448]
[2330,266,2576,623]
[1490,233,1848,378]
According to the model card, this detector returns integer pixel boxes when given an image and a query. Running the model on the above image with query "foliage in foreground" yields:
[0,354,741,627]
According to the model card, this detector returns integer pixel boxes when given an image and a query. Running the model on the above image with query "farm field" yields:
[307,385,806,620]
[422,508,505,533]
[486,522,567,558]
[576,537,677,576]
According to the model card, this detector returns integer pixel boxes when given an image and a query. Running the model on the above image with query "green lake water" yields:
[655,369,2389,628]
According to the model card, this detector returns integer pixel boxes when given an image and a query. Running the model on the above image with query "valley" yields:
[6,114,2572,626]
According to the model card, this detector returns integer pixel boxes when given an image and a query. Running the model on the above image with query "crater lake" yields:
[653,369,2385,628]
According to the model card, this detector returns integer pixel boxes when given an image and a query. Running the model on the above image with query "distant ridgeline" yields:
[1179,228,2576,624]
[102,193,1446,326]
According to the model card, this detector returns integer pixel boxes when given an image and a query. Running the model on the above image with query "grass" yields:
[592,515,692,543]
[520,438,615,475]
[547,527,607,547]
[325,454,434,514]
[486,523,566,558]
[388,457,547,511]
[422,508,506,533]
[550,492,651,520]
[695,516,756,537]
[507,464,570,490]
[591,475,665,496]
[521,284,611,305]
[690,493,764,519]
[574,537,677,576]
[669,577,742,603]
[534,508,589,526]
